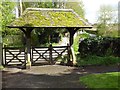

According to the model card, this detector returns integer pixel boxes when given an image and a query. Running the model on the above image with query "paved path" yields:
[2,65,118,88]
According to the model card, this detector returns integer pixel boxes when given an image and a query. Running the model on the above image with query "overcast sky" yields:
[82,0,119,24]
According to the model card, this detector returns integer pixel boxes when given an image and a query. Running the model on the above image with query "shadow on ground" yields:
[2,65,118,88]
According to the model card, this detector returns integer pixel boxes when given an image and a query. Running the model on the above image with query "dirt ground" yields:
[2,64,118,89]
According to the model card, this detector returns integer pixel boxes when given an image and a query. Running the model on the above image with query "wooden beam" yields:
[67,27,80,46]
[19,28,26,34]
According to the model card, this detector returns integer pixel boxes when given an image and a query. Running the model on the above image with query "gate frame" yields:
[2,44,72,67]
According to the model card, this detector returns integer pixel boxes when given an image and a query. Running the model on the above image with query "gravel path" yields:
[2,65,118,88]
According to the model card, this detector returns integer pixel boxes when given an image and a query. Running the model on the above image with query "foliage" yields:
[65,1,85,18]
[97,24,118,37]
[21,1,85,18]
[1,1,16,37]
[76,55,120,66]
[78,37,120,57]
[96,4,118,36]
[80,72,120,88]
[97,5,114,24]
[73,32,90,54]
[55,55,68,64]
[0,65,4,70]
[30,28,62,46]
[3,34,24,47]
[22,2,53,11]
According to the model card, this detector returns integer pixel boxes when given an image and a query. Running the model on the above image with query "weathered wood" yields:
[66,28,80,65]
[25,29,32,69]
[4,46,7,65]
[19,28,33,69]
[3,45,70,66]
[49,44,53,64]
[32,46,68,64]
[67,44,71,64]
[67,27,80,46]
[70,46,76,65]
[32,48,49,63]
[67,28,74,46]
[3,47,25,66]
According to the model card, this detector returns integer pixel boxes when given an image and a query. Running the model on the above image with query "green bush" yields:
[78,37,120,57]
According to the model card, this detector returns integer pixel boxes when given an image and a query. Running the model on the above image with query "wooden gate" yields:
[2,47,25,66]
[31,46,50,64]
[31,45,69,65]
[2,45,70,66]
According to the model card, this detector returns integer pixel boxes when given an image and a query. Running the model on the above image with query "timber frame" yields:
[7,8,92,69]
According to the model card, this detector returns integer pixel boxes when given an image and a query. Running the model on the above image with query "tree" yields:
[97,5,113,24]
[0,2,2,43]
[1,1,16,36]
[65,1,85,18]
[21,2,53,12]
[96,4,117,36]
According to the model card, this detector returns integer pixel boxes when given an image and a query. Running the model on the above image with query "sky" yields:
[82,0,119,24]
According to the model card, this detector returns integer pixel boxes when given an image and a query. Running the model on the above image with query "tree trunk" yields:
[19,0,23,16]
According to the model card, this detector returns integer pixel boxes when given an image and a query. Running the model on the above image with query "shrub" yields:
[78,37,120,57]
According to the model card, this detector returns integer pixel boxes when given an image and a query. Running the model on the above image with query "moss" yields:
[10,9,86,27]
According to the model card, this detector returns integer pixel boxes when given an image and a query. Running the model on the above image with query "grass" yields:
[0,65,4,70]
[76,55,120,66]
[79,72,120,89]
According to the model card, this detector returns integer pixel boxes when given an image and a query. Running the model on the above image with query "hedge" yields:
[78,37,120,57]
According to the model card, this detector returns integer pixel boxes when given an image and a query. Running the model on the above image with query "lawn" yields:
[79,72,120,89]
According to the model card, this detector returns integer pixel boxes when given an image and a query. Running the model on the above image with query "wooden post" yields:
[20,28,33,69]
[1,43,3,66]
[66,44,73,66]
[66,28,79,66]
[0,43,2,66]
[4,45,7,66]
[49,44,53,64]
[25,29,33,69]
[67,28,80,46]
[67,43,70,63]
[67,28,75,46]
[69,31,74,46]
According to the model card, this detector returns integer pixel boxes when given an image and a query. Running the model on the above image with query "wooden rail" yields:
[2,44,72,66]
[2,46,25,66]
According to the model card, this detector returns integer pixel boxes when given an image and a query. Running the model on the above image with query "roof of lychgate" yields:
[8,8,92,28]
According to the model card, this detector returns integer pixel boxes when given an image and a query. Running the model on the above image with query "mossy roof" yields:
[8,8,92,28]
